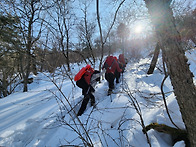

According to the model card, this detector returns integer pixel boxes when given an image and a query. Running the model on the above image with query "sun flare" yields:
[135,25,142,34]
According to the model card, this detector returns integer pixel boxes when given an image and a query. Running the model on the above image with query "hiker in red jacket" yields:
[74,64,105,116]
[102,56,122,95]
[114,56,121,84]
[115,54,127,83]
[118,54,126,73]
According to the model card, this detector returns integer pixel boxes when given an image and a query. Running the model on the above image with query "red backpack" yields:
[74,64,91,81]
[103,56,119,74]
[103,56,114,70]
[74,64,94,84]
[119,54,125,65]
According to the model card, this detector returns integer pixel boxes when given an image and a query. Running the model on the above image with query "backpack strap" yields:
[109,59,115,70]
[103,59,115,70]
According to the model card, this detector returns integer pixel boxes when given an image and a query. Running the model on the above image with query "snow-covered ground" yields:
[0,49,195,147]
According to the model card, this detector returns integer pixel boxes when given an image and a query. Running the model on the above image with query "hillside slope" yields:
[0,49,195,147]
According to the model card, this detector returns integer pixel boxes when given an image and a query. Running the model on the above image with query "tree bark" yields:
[147,42,160,74]
[144,0,196,146]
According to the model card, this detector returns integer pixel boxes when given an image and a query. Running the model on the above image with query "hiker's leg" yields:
[90,85,95,93]
[115,70,120,83]
[77,95,90,116]
[108,73,115,89]
[105,73,115,89]
[89,93,95,106]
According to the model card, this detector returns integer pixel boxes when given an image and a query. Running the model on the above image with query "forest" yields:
[0,0,196,146]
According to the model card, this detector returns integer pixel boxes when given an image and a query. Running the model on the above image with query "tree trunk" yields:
[96,0,104,71]
[23,50,31,92]
[2,75,8,97]
[147,42,160,74]
[23,23,32,92]
[66,31,70,72]
[144,0,196,146]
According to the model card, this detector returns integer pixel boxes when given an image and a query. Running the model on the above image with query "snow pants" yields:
[105,73,115,90]
[76,77,95,116]
[115,70,120,83]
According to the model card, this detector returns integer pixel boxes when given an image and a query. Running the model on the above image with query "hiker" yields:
[118,54,126,73]
[115,54,127,83]
[74,64,105,116]
[102,56,122,95]
[114,56,121,84]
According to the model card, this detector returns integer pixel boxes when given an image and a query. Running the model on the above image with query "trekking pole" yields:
[86,86,91,95]
[121,71,124,90]
[110,94,112,102]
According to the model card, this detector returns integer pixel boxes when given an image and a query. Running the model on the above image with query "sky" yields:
[73,0,151,41]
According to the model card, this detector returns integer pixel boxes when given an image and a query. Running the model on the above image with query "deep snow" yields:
[0,49,195,147]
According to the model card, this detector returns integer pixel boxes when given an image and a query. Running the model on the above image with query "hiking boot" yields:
[77,112,82,116]
[107,89,112,96]
[91,101,95,107]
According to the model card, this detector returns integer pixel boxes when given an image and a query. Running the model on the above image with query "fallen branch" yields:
[143,123,189,146]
